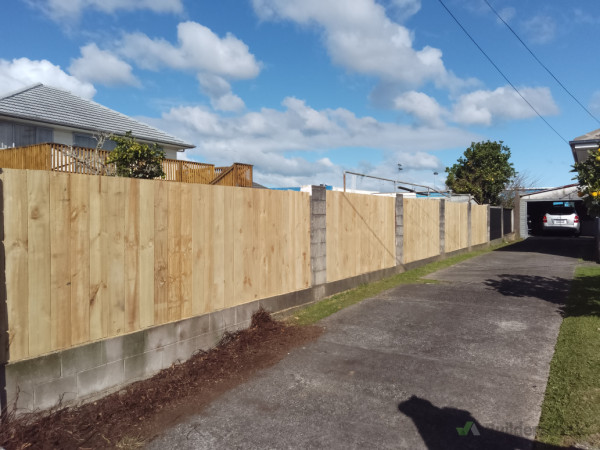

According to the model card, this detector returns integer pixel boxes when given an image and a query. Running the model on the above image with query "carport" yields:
[518,185,592,237]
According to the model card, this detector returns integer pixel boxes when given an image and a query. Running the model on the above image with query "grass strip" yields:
[536,264,600,449]
[288,241,514,326]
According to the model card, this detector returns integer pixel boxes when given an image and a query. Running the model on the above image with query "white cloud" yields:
[28,0,183,21]
[521,14,556,44]
[497,7,516,24]
[141,96,478,187]
[0,57,95,98]
[197,74,245,112]
[251,0,460,89]
[118,22,261,80]
[387,0,421,21]
[394,91,447,127]
[69,43,139,87]
[590,91,600,115]
[452,86,559,126]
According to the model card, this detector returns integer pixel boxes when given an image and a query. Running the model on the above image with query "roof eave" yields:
[0,112,195,150]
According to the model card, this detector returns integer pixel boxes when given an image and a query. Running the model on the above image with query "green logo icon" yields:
[457,421,481,436]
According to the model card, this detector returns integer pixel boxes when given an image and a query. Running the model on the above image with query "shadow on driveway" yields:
[493,236,594,262]
[398,395,567,450]
[484,274,569,309]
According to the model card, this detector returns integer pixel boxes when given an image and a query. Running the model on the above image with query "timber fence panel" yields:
[444,202,469,253]
[325,191,396,282]
[471,204,489,245]
[2,169,313,362]
[404,198,440,263]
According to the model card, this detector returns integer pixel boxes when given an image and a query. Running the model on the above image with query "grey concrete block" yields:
[6,383,33,412]
[311,228,326,244]
[103,332,145,364]
[225,320,251,334]
[177,314,210,341]
[311,256,326,272]
[313,270,327,286]
[161,338,200,368]
[221,307,236,330]
[310,243,326,258]
[62,342,103,376]
[34,375,77,410]
[235,301,260,324]
[195,331,221,352]
[77,361,124,398]
[124,349,164,381]
[144,322,178,351]
[6,353,61,386]
[208,310,223,332]
[311,185,326,201]
[311,202,326,216]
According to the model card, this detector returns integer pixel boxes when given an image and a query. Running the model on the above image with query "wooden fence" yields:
[2,169,309,361]
[1,168,494,363]
[404,198,441,263]
[0,143,252,187]
[445,202,469,253]
[326,192,396,282]
[471,205,489,245]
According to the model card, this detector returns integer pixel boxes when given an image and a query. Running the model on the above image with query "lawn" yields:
[536,264,600,448]
[287,241,513,326]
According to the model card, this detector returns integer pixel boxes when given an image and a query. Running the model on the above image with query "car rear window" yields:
[547,206,575,215]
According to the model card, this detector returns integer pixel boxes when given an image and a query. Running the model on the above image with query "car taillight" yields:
[574,215,579,223]
[543,215,547,223]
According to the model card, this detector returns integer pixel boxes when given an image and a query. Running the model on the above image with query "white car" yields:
[542,202,580,236]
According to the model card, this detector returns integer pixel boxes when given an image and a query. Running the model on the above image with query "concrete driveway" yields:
[148,237,591,449]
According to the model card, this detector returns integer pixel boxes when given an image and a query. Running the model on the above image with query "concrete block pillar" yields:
[439,200,446,256]
[500,206,504,237]
[467,199,472,251]
[310,185,327,286]
[395,194,404,265]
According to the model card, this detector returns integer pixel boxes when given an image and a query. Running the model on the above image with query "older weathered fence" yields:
[0,143,252,187]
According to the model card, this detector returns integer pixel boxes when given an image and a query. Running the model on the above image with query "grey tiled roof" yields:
[0,84,194,149]
[573,128,600,142]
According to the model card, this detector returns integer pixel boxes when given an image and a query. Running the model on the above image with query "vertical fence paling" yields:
[1,169,310,362]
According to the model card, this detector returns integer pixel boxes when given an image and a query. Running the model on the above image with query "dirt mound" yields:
[0,308,322,449]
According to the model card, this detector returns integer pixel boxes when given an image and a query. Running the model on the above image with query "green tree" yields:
[572,147,600,216]
[445,140,516,205]
[106,132,166,179]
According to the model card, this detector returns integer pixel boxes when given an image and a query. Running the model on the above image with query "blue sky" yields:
[2,0,599,190]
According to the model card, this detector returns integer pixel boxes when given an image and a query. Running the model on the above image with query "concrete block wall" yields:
[2,190,508,414]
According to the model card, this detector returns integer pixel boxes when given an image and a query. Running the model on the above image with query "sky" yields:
[2,0,600,190]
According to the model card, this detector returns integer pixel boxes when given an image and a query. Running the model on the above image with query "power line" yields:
[483,0,600,127]
[436,0,568,144]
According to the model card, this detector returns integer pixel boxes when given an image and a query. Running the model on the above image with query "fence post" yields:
[395,194,404,265]
[500,206,504,237]
[467,199,472,251]
[439,199,446,256]
[514,189,521,239]
[310,186,327,286]
[0,169,8,416]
